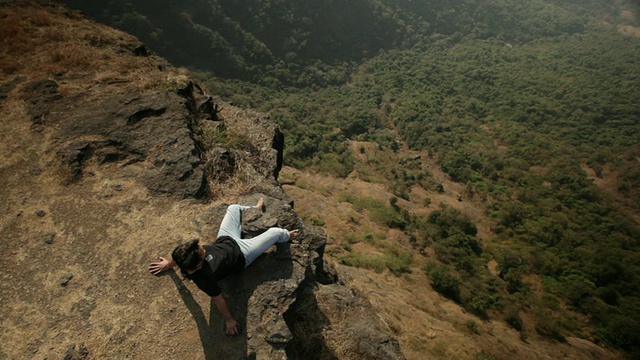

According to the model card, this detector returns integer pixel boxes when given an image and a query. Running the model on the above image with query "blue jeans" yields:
[217,204,290,267]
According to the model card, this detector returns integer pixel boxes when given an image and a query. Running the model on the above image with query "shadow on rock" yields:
[168,270,219,360]
[169,245,295,359]
[167,196,302,359]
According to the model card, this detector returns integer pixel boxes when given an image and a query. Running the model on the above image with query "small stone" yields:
[59,274,73,286]
[44,232,56,244]
[78,343,89,358]
[28,166,41,175]
[35,210,46,217]
[61,342,89,360]
[62,344,75,360]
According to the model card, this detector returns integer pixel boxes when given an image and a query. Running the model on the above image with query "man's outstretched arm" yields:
[212,294,239,335]
[149,257,176,275]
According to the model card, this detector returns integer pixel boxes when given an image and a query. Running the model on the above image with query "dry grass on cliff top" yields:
[0,3,278,359]
[0,1,187,93]
[0,0,275,205]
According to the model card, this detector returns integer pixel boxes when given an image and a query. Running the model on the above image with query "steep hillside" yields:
[60,0,629,87]
[279,139,622,359]
[195,3,640,357]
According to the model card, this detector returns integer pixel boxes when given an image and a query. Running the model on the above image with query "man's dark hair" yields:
[172,239,201,272]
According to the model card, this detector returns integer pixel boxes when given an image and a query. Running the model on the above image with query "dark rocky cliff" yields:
[0,1,404,359]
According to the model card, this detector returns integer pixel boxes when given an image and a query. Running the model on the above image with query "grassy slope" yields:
[279,144,620,359]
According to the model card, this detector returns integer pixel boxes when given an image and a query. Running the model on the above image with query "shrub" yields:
[466,291,500,318]
[597,298,640,352]
[534,310,566,342]
[466,319,480,335]
[340,253,386,273]
[313,152,354,178]
[504,306,524,331]
[427,265,461,301]
[338,193,407,229]
[343,233,358,245]
[454,255,478,276]
[306,215,326,227]
[503,269,524,294]
[384,247,412,276]
[340,245,412,276]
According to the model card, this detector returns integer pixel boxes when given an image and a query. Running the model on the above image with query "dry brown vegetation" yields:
[0,3,258,359]
[0,1,183,93]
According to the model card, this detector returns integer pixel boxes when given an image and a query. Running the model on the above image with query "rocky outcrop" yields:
[19,62,403,360]
[30,80,203,197]
[285,282,405,360]
[22,78,62,130]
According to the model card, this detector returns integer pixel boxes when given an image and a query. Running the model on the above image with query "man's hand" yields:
[149,257,174,275]
[212,295,240,335]
[225,318,240,335]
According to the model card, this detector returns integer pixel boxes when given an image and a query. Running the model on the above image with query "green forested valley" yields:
[64,0,640,357]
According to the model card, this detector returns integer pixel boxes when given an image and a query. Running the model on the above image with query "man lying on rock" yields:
[148,198,299,335]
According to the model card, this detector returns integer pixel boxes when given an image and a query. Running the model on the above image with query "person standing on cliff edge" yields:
[149,198,300,335]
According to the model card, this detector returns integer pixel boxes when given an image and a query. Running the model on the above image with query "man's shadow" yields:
[168,239,294,359]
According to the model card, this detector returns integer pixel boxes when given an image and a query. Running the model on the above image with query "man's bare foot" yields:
[289,229,300,242]
[256,197,265,212]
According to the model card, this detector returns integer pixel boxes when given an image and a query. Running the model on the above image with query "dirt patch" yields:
[487,259,499,277]
[618,24,640,37]
[581,163,617,193]
[620,9,637,21]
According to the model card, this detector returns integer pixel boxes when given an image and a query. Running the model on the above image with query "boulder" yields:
[22,78,63,129]
[38,82,206,197]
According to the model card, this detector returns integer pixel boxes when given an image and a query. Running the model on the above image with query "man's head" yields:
[172,239,204,272]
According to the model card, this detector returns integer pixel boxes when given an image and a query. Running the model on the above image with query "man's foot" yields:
[289,229,300,242]
[256,197,265,212]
